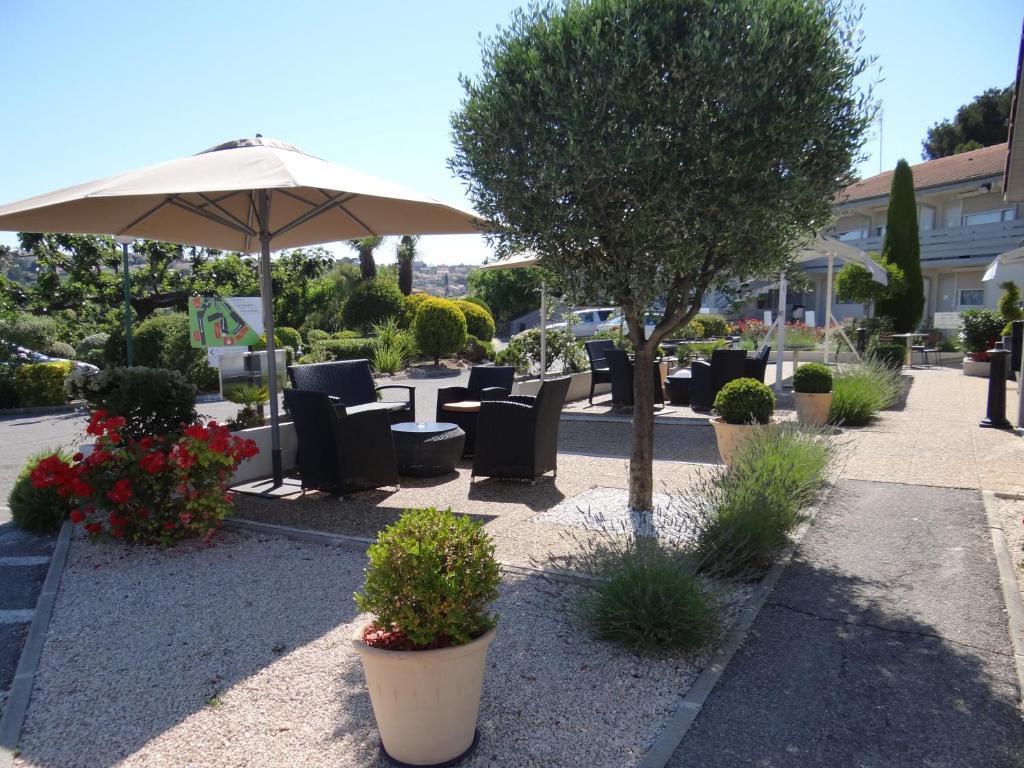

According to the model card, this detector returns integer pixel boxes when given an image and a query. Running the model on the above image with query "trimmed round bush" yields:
[355,507,500,649]
[66,366,197,440]
[696,313,730,337]
[713,377,775,425]
[45,340,76,359]
[276,326,303,351]
[401,292,432,329]
[582,544,720,653]
[414,298,468,365]
[455,299,496,341]
[332,329,361,340]
[461,335,492,363]
[343,277,405,332]
[9,448,74,534]
[76,333,110,367]
[792,363,832,393]
[679,318,705,340]
[306,328,330,343]
[462,296,493,317]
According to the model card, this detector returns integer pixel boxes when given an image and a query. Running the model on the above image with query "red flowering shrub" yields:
[30,410,259,546]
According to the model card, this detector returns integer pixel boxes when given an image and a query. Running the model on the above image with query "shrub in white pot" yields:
[792,363,833,426]
[353,507,501,766]
[710,378,775,465]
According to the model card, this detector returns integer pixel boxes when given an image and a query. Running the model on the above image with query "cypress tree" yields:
[874,160,923,331]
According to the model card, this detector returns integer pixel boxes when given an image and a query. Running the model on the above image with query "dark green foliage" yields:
[307,338,376,361]
[306,328,330,344]
[581,543,719,653]
[0,366,19,408]
[693,424,833,577]
[396,235,419,296]
[75,333,110,367]
[0,313,60,351]
[870,344,905,370]
[959,309,1004,355]
[834,256,906,314]
[678,319,705,340]
[462,296,493,317]
[713,378,774,425]
[461,335,494,363]
[15,362,71,407]
[342,277,405,332]
[10,449,74,534]
[46,341,76,359]
[414,298,468,365]
[69,367,197,440]
[828,358,906,426]
[793,363,832,393]
[922,86,1012,159]
[695,314,729,337]
[354,508,501,649]
[276,326,303,351]
[455,299,496,341]
[874,161,923,332]
[332,330,362,340]
[998,281,1022,325]
[465,266,542,324]
[494,326,585,375]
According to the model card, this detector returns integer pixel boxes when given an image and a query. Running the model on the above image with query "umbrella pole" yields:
[775,272,788,394]
[258,191,283,486]
[824,255,833,365]
[540,279,547,381]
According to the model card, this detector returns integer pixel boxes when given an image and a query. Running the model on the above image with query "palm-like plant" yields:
[349,236,385,281]
[396,235,420,296]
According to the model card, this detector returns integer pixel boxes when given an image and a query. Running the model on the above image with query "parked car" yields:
[600,313,658,339]
[547,307,618,338]
[0,342,98,373]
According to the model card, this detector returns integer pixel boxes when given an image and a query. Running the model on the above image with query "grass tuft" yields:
[829,358,907,426]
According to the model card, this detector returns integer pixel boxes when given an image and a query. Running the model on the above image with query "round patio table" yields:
[391,422,465,477]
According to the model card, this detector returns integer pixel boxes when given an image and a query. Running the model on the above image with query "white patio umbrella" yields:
[476,252,551,379]
[772,235,887,390]
[0,136,483,487]
[982,245,1024,282]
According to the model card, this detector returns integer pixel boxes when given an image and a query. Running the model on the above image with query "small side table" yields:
[391,422,465,477]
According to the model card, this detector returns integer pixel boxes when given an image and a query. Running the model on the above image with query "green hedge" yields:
[309,338,376,361]
[15,362,72,407]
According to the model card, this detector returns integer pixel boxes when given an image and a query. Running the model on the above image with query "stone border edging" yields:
[0,403,83,419]
[981,490,1024,710]
[636,485,835,768]
[0,520,73,766]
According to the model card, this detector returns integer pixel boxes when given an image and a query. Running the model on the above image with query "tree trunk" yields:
[398,257,413,295]
[359,252,377,281]
[628,339,657,512]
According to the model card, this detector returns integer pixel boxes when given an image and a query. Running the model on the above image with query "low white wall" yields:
[513,371,603,401]
[230,421,299,484]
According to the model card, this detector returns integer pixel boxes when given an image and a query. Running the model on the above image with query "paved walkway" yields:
[668,479,1023,768]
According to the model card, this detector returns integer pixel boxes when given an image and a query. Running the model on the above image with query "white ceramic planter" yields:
[354,624,496,766]
[793,392,833,426]
[710,417,766,465]
[513,370,600,402]
[229,421,299,484]
[962,358,991,378]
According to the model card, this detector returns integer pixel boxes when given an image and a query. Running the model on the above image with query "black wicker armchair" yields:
[288,359,414,423]
[744,345,772,383]
[690,349,748,411]
[283,389,398,495]
[436,366,515,455]
[584,339,616,405]
[606,349,664,408]
[472,376,571,482]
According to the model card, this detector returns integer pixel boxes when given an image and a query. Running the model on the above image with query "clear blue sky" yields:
[0,0,1021,265]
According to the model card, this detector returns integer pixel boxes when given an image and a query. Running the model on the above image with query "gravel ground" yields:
[996,497,1024,603]
[15,529,746,768]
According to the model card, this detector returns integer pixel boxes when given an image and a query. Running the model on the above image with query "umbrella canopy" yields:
[794,235,888,285]
[0,136,484,489]
[983,245,1024,282]
[477,252,540,271]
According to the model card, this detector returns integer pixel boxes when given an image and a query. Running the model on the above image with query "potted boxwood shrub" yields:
[710,377,775,465]
[353,507,501,766]
[792,363,833,426]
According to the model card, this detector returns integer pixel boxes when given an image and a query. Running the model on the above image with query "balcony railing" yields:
[837,219,1024,263]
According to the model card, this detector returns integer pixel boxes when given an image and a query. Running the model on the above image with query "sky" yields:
[0,0,1021,266]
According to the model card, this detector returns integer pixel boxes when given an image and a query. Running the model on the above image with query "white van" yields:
[547,307,618,338]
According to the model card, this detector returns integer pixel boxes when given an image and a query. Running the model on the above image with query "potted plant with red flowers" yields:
[353,507,500,766]
[30,410,258,545]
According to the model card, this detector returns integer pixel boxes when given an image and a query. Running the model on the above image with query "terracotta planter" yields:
[793,391,833,426]
[354,623,496,766]
[710,417,766,465]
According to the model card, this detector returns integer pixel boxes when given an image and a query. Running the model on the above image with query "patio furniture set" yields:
[584,339,771,411]
[282,360,570,495]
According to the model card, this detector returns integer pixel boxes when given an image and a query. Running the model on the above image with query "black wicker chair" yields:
[743,345,772,383]
[288,359,414,423]
[606,349,664,408]
[436,366,515,456]
[283,389,398,495]
[472,376,571,482]
[690,349,748,411]
[584,339,616,404]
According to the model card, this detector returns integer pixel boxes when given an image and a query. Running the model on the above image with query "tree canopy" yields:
[466,265,542,324]
[833,254,905,315]
[451,0,873,509]
[922,86,1012,160]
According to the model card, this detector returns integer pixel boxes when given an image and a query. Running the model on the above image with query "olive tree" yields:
[451,0,873,510]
